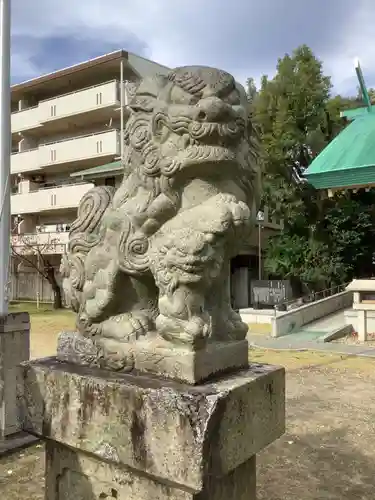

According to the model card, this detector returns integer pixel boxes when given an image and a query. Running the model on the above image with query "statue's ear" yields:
[125,81,138,101]
[128,74,170,113]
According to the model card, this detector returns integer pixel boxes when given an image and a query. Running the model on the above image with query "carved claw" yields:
[155,313,210,350]
[94,337,135,372]
[100,313,153,343]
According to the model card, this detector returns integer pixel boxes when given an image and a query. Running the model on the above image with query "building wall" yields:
[11,84,122,234]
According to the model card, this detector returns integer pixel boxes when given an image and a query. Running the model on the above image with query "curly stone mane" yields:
[60,65,260,370]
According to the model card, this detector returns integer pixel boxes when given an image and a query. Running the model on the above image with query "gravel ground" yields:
[1,350,375,499]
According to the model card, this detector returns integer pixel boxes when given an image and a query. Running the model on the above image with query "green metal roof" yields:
[71,160,122,179]
[340,105,375,120]
[305,111,375,189]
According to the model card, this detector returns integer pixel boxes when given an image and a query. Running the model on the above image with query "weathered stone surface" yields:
[19,358,285,493]
[132,337,249,384]
[45,441,256,500]
[57,331,249,384]
[59,65,261,373]
[57,330,101,367]
[0,312,30,437]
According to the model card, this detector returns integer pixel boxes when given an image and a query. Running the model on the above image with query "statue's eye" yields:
[189,95,200,105]
[226,89,240,105]
[170,86,192,104]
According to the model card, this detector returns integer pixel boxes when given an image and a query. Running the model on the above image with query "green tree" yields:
[319,191,375,280]
[356,86,375,104]
[249,45,375,291]
[324,95,355,139]
[246,77,258,106]
[253,45,332,178]
[252,45,333,223]
[265,233,347,292]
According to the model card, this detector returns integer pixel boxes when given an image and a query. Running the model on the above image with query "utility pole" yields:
[0,0,11,314]
[119,58,130,162]
[258,166,263,281]
[258,219,262,280]
[341,58,374,120]
[120,58,125,161]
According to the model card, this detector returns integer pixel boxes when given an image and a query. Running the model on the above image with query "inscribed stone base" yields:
[133,337,249,384]
[57,331,249,384]
[19,358,285,498]
[0,312,30,438]
[45,441,256,500]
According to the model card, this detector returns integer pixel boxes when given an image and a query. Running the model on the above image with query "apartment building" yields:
[9,49,283,305]
[10,50,169,264]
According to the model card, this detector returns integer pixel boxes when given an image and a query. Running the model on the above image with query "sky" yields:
[10,0,375,96]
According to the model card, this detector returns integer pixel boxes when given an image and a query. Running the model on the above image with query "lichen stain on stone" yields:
[96,384,113,416]
[79,382,96,424]
[129,393,153,469]
[178,394,209,442]
[60,391,70,438]
[95,442,120,463]
[42,410,52,436]
[267,382,274,405]
[43,375,66,436]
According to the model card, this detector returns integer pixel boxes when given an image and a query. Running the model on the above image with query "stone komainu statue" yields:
[60,66,260,369]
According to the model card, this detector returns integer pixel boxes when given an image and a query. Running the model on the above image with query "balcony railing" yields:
[11,231,69,254]
[11,129,120,174]
[39,130,120,167]
[11,105,41,133]
[11,182,94,215]
[11,80,121,134]
[39,80,119,123]
[11,148,39,174]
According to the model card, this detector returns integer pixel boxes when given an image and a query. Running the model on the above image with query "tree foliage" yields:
[247,44,375,291]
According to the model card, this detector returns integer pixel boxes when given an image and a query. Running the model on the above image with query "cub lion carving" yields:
[60,65,260,369]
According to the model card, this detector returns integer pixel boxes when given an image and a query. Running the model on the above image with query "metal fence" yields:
[273,282,350,315]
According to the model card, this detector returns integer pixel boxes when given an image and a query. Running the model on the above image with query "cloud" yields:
[12,34,147,79]
[10,0,375,95]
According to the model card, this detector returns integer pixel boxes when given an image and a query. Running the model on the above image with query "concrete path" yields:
[248,332,375,357]
[247,308,375,357]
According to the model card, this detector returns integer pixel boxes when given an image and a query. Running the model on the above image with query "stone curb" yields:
[249,342,375,358]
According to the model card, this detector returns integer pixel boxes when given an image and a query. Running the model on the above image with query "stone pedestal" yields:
[57,332,250,385]
[131,337,249,384]
[0,312,37,454]
[19,358,285,499]
[346,279,375,342]
[357,310,367,342]
[0,312,30,437]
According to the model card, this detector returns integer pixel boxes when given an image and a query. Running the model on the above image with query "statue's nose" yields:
[195,97,233,122]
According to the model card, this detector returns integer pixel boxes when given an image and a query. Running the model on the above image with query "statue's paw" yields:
[229,319,248,340]
[155,313,210,349]
[94,337,135,372]
[214,316,248,341]
[101,312,153,343]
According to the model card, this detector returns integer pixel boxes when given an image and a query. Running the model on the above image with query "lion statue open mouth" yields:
[60,65,261,370]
